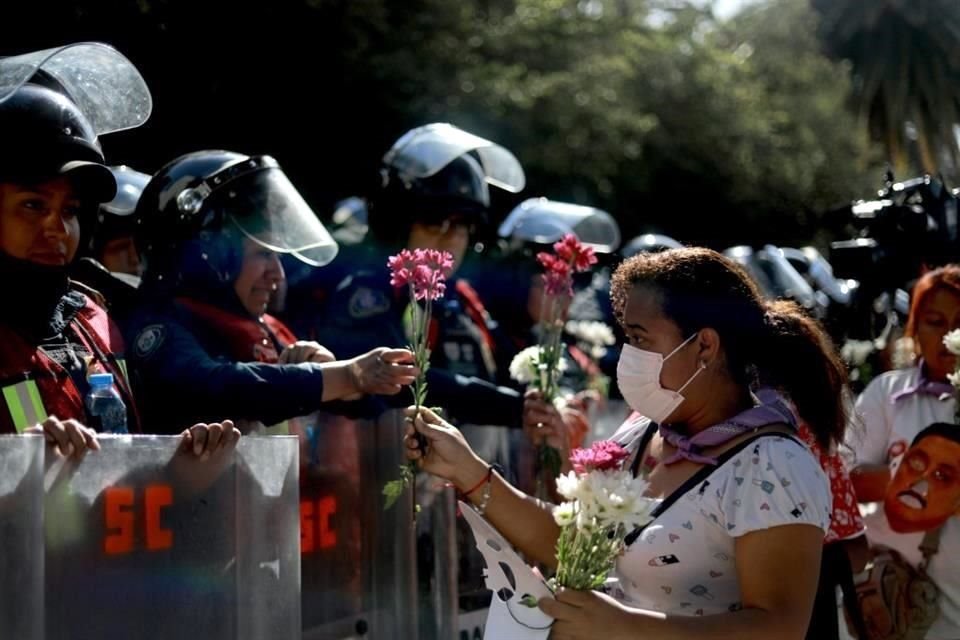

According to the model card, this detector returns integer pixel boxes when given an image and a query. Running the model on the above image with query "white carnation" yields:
[840,339,874,367]
[555,470,584,501]
[944,330,960,356]
[566,320,616,347]
[576,470,657,530]
[509,346,543,384]
[553,501,577,527]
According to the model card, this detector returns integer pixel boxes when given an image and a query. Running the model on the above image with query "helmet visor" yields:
[0,42,151,135]
[498,198,621,253]
[383,123,525,192]
[218,168,339,267]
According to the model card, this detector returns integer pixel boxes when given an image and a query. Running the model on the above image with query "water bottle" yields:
[85,373,128,434]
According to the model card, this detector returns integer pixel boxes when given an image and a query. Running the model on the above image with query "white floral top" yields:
[609,417,831,616]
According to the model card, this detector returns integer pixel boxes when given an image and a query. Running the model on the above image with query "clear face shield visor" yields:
[383,122,526,193]
[0,42,152,136]
[498,198,621,253]
[175,157,339,267]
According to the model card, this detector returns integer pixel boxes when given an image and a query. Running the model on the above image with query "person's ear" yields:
[696,328,721,368]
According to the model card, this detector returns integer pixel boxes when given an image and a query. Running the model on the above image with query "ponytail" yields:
[756,299,849,449]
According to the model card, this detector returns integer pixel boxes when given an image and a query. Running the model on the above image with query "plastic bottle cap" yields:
[88,373,114,386]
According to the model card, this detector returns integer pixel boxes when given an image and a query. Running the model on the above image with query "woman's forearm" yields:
[459,468,561,567]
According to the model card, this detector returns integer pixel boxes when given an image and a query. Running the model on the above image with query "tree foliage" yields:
[2,0,884,248]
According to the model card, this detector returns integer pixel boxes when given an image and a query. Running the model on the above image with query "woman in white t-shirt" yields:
[847,265,960,639]
[405,248,846,639]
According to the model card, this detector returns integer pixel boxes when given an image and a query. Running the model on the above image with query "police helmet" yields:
[136,150,338,287]
[370,123,525,244]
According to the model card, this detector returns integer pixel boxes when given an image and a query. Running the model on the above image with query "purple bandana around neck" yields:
[890,361,955,404]
[657,388,798,466]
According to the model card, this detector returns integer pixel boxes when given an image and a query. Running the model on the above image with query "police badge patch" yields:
[134,324,166,358]
[348,287,390,319]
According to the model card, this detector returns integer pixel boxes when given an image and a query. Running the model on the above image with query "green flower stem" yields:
[555,511,626,590]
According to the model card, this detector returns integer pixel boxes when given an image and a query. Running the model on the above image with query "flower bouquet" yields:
[458,440,655,640]
[549,440,655,590]
[382,248,454,510]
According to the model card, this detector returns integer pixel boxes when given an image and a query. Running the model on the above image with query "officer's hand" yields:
[523,390,570,453]
[25,416,100,459]
[279,341,336,364]
[403,406,487,486]
[350,348,418,396]
[179,420,241,460]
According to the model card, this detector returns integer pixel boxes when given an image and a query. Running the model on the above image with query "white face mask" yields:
[617,333,705,424]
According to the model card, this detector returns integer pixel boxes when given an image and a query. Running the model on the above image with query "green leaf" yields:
[519,594,539,608]
[382,479,406,510]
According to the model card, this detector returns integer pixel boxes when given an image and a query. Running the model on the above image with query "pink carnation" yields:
[570,440,631,474]
[537,251,574,296]
[387,249,454,300]
[553,233,597,273]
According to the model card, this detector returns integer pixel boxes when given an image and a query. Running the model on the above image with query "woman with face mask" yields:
[404,247,849,639]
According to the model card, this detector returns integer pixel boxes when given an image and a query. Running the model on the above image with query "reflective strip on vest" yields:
[116,358,129,384]
[2,380,49,433]
[264,421,290,436]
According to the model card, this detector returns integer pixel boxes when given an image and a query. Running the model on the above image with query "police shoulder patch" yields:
[348,286,391,319]
[134,324,167,359]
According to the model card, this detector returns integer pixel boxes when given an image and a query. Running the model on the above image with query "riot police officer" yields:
[286,122,529,639]
[292,123,529,427]
[0,43,235,456]
[126,149,418,434]
[70,165,150,322]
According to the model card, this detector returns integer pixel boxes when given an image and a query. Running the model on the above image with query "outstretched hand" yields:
[351,348,419,396]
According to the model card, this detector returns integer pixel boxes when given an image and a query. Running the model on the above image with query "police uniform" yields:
[0,70,146,434]
[127,149,358,434]
[304,246,524,429]
[0,284,138,434]
[125,296,367,435]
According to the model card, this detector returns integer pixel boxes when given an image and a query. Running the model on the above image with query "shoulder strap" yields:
[919,524,945,566]
[629,421,659,477]
[830,541,870,640]
[626,430,802,545]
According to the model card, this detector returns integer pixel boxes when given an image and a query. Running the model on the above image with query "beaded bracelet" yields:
[477,474,494,516]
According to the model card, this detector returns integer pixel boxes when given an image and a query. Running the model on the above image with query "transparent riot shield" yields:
[0,435,44,640]
[43,435,299,640]
[295,408,417,640]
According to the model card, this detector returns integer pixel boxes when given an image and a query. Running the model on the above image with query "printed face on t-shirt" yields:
[884,434,960,533]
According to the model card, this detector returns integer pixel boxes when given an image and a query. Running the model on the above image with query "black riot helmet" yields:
[81,165,151,272]
[0,83,116,204]
[136,150,338,293]
[369,123,525,247]
[0,42,153,229]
